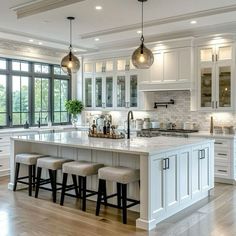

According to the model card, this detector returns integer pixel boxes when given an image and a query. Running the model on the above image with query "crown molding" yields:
[80,4,236,39]
[11,0,85,19]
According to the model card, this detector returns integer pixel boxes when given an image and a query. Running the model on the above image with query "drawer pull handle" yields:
[0,165,2,167]
[215,142,223,145]
[217,169,227,173]
[0,150,2,152]
[217,153,227,156]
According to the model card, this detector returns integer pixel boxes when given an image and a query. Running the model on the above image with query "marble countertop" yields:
[189,131,236,139]
[11,131,214,155]
[0,125,76,135]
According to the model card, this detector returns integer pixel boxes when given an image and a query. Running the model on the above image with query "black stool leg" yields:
[60,173,68,206]
[82,176,87,211]
[49,170,57,203]
[117,183,122,208]
[121,184,127,224]
[102,180,107,206]
[13,163,20,191]
[35,167,42,198]
[96,179,103,216]
[72,174,79,197]
[32,165,36,188]
[78,176,82,197]
[28,165,32,196]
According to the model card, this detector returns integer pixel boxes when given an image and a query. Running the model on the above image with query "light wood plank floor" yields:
[1,177,236,236]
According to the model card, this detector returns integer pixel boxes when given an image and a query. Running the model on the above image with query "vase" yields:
[71,115,78,127]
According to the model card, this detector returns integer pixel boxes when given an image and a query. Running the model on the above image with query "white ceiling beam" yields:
[80,3,236,39]
[12,0,85,19]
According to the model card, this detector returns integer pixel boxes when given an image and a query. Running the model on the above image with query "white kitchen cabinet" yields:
[192,143,211,199]
[83,58,139,110]
[197,43,234,111]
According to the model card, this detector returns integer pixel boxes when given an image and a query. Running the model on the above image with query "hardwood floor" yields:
[1,177,236,236]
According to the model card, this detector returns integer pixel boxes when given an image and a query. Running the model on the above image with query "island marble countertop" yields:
[11,131,214,155]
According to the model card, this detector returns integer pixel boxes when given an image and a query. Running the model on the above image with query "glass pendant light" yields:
[61,17,80,75]
[132,0,154,69]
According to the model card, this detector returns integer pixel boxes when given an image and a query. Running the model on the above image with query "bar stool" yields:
[13,153,47,196]
[96,166,140,224]
[35,156,72,203]
[60,160,104,211]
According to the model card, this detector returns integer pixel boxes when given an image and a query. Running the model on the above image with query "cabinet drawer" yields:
[215,150,230,162]
[0,135,11,143]
[0,144,10,156]
[215,164,231,179]
[0,157,9,171]
[214,139,231,149]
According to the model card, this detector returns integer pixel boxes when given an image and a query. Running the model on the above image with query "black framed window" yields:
[34,77,50,125]
[0,57,71,128]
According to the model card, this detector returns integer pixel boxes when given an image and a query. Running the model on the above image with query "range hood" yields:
[139,81,191,91]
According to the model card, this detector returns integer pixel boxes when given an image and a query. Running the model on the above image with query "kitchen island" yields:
[9,131,214,231]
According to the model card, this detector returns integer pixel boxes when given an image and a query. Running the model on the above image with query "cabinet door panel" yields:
[84,77,93,108]
[218,46,232,61]
[163,51,178,82]
[200,47,214,62]
[216,64,232,109]
[116,76,126,107]
[165,153,178,210]
[192,147,201,197]
[200,67,214,108]
[201,145,210,191]
[151,158,165,216]
[95,77,103,107]
[179,150,191,203]
[129,75,138,107]
[106,77,113,108]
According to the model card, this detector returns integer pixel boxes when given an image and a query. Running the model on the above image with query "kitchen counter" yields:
[11,131,212,155]
[190,131,236,139]
[0,125,76,134]
[9,131,214,231]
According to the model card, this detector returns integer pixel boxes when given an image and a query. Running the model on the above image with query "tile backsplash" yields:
[82,90,235,131]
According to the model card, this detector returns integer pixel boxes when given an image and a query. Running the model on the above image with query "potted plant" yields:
[65,99,84,127]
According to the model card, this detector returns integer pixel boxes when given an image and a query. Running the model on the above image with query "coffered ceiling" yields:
[1,0,236,55]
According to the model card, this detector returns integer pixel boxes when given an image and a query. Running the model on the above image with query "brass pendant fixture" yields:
[132,0,154,69]
[61,16,80,75]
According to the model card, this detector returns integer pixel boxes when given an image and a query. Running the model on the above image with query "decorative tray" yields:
[88,132,125,139]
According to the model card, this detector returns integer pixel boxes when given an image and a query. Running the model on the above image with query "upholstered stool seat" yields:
[60,161,104,211]
[16,153,47,165]
[13,153,47,196]
[96,166,140,224]
[63,161,104,176]
[37,156,71,170]
[35,157,73,203]
[98,166,140,184]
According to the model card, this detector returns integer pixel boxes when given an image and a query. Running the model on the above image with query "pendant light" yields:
[132,0,154,69]
[61,16,80,75]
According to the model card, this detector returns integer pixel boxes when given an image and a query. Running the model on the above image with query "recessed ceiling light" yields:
[137,30,142,34]
[190,20,197,24]
[29,39,34,42]
[95,38,100,41]
[95,6,102,10]
[38,42,43,45]
[73,49,78,52]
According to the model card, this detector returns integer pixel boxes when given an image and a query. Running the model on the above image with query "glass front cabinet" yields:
[198,44,234,111]
[83,59,139,110]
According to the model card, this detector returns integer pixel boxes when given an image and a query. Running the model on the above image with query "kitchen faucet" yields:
[127,110,134,139]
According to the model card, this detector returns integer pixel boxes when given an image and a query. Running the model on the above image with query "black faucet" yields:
[127,110,134,139]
